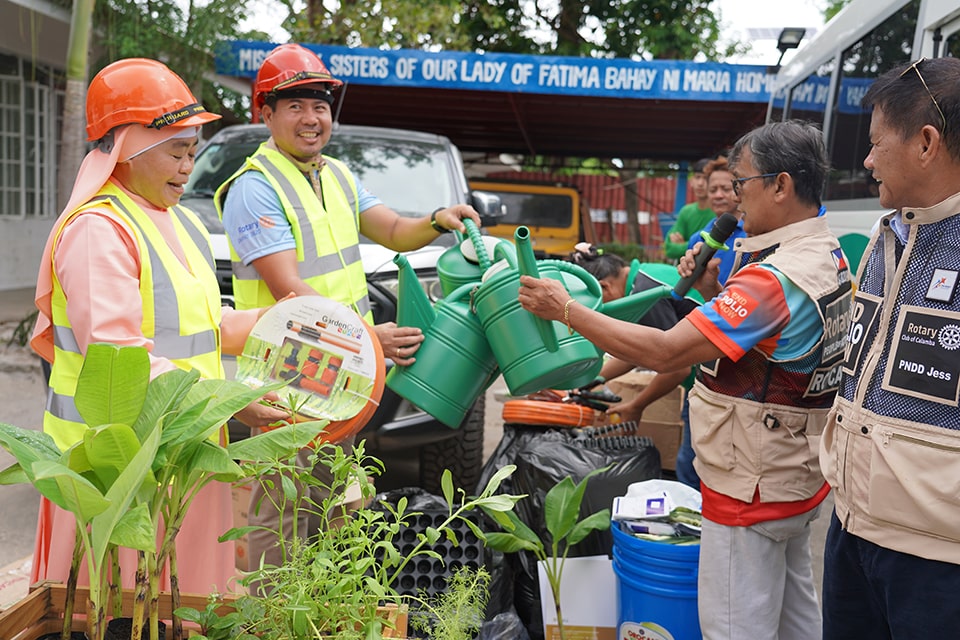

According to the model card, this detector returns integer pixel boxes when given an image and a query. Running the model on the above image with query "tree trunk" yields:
[621,168,641,245]
[57,0,96,212]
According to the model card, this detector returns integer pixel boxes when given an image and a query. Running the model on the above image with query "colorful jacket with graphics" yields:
[687,215,852,503]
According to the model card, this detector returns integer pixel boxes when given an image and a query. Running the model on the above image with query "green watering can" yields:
[386,253,499,428]
[389,223,678,420]
[435,219,516,296]
[472,226,674,396]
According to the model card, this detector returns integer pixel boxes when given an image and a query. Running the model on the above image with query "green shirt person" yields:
[664,157,714,260]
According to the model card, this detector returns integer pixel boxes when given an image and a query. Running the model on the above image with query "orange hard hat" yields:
[85,58,220,142]
[254,43,343,109]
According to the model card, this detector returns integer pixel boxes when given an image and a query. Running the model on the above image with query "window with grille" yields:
[0,52,63,218]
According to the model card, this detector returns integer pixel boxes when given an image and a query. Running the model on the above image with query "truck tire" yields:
[418,395,486,496]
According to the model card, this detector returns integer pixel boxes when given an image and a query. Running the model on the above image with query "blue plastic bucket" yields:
[611,521,702,640]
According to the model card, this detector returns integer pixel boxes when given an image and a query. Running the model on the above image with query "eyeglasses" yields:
[899,57,946,133]
[731,173,779,196]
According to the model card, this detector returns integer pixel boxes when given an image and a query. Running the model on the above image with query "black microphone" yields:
[672,212,739,299]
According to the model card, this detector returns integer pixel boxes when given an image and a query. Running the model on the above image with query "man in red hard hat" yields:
[215,44,483,588]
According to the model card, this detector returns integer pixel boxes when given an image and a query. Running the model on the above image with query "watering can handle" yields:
[462,218,492,271]
[547,260,604,300]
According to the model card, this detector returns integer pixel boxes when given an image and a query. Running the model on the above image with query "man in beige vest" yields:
[519,120,852,640]
[820,56,960,639]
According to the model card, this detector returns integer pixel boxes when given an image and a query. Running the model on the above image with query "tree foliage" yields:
[284,0,744,61]
[282,0,475,50]
[824,0,847,22]
[92,0,267,123]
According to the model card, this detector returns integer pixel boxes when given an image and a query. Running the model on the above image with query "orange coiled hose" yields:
[501,398,601,427]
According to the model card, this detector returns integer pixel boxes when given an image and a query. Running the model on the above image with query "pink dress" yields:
[30,181,258,595]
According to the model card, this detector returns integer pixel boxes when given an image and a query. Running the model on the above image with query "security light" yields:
[777,28,807,53]
[771,27,807,72]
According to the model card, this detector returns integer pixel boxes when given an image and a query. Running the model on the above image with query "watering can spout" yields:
[394,253,436,332]
[515,226,560,352]
[600,284,674,324]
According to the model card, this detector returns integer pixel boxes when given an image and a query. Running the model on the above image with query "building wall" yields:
[482,169,685,259]
[0,217,53,290]
[0,0,69,291]
[0,0,70,66]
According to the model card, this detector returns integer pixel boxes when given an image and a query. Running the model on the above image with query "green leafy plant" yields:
[201,444,523,640]
[174,593,258,640]
[0,343,322,640]
[6,309,39,347]
[409,565,491,640]
[482,467,612,640]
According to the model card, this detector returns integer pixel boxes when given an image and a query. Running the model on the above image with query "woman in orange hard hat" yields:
[29,58,292,593]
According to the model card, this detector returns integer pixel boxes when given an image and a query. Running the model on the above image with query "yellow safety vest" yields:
[45,183,223,450]
[215,144,372,321]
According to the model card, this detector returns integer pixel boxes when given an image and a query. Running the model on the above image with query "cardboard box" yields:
[605,370,684,470]
[605,369,684,425]
[231,482,252,572]
[538,555,617,640]
[635,420,682,471]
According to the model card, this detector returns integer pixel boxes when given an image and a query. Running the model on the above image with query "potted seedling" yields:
[407,565,491,640]
[0,343,322,640]
[187,442,524,640]
[482,467,612,640]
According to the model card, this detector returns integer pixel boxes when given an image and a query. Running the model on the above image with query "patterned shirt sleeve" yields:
[687,265,791,362]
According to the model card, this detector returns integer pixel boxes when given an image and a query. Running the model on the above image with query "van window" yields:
[497,191,574,228]
[326,135,455,217]
[825,0,920,201]
[184,128,457,239]
[469,180,581,256]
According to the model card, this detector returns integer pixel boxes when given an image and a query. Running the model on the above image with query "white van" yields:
[767,0,960,273]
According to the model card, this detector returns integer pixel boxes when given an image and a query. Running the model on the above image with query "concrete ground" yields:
[0,287,47,609]
[0,286,830,613]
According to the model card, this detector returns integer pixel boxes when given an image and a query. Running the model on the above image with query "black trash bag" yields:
[479,610,532,640]
[515,429,661,555]
[478,423,661,640]
[476,424,549,496]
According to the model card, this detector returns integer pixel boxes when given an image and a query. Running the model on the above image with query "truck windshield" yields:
[184,132,455,224]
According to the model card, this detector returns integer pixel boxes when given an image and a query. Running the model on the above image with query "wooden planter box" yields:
[0,581,232,640]
[0,582,409,640]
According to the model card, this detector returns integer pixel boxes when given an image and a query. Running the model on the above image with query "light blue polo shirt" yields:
[222,169,381,265]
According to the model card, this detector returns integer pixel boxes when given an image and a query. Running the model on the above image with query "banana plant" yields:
[0,343,324,640]
[0,345,159,640]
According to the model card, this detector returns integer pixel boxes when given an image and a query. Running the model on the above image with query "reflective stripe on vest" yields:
[218,145,371,319]
[44,187,223,450]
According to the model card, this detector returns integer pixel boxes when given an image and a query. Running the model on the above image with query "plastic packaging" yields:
[479,611,532,640]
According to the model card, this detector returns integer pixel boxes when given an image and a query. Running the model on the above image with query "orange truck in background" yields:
[469,180,597,258]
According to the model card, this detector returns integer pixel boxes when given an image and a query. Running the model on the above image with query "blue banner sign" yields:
[771,74,873,114]
[217,40,780,103]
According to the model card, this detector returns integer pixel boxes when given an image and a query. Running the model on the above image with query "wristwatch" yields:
[430,208,450,233]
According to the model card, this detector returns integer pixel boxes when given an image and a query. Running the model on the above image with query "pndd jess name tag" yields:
[883,306,960,405]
